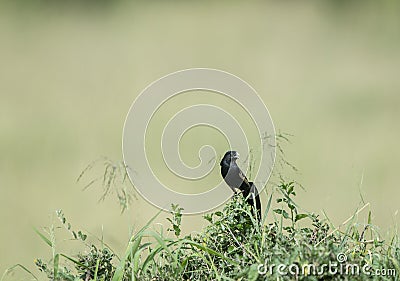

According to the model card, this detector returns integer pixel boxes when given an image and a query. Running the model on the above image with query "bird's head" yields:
[220,151,240,166]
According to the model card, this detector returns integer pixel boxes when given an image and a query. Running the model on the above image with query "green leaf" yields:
[287,184,294,195]
[53,253,59,279]
[295,214,309,222]
[274,208,290,219]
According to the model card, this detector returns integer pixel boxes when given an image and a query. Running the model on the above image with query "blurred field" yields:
[1,1,400,279]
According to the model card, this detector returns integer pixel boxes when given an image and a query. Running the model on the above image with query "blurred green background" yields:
[1,0,399,279]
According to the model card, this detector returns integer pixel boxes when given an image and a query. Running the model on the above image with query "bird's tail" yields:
[249,182,260,197]
[249,182,262,222]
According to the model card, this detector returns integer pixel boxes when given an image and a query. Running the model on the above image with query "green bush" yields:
[30,180,399,280]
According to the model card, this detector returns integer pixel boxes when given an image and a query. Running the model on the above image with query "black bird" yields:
[220,151,262,221]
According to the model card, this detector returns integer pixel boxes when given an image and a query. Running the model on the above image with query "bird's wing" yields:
[238,169,250,187]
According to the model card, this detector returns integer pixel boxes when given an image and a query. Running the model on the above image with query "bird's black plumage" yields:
[220,151,262,221]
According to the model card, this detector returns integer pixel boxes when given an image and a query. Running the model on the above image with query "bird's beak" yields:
[233,153,240,159]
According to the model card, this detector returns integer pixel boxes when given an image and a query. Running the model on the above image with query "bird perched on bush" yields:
[220,151,262,221]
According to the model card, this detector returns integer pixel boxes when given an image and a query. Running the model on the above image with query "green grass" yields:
[4,179,399,280]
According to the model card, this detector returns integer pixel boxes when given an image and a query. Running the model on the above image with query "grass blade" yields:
[33,227,52,247]
[1,264,38,281]
[261,193,273,226]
